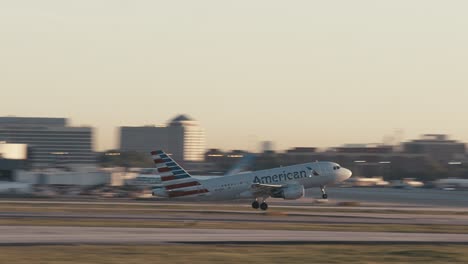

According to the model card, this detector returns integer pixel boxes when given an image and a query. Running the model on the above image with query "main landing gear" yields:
[320,186,328,199]
[252,199,268,211]
[252,200,259,209]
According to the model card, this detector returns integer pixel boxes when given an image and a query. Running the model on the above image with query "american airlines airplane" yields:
[151,150,352,210]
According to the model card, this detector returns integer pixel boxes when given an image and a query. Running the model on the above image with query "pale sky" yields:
[1,1,468,151]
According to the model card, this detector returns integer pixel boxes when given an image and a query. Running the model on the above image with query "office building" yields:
[0,117,95,166]
[119,115,205,162]
[403,134,466,162]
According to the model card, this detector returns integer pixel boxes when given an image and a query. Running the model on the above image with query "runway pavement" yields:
[0,190,467,246]
[1,186,467,208]
[307,187,468,207]
[1,210,468,225]
[1,191,468,226]
[1,226,468,245]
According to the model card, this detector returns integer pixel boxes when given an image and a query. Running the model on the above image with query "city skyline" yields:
[1,114,466,153]
[1,1,468,151]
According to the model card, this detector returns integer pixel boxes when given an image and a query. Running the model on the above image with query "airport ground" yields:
[0,187,467,263]
[1,244,468,264]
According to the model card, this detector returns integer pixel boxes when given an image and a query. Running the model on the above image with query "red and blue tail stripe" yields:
[151,150,209,198]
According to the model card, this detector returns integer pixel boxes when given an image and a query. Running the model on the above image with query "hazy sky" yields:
[1,1,468,151]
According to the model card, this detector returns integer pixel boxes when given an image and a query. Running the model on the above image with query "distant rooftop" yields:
[340,143,386,148]
[421,134,449,141]
[0,117,67,127]
[120,115,199,129]
[287,147,317,153]
[408,134,460,143]
[168,114,197,126]
[170,114,193,123]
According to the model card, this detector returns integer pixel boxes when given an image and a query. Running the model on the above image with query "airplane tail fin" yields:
[150,150,209,198]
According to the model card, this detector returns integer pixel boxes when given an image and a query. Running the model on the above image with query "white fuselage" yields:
[157,161,351,201]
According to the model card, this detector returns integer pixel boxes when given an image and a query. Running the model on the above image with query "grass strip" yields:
[0,244,467,263]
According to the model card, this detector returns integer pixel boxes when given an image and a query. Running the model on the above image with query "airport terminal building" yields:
[119,115,205,162]
[0,117,95,167]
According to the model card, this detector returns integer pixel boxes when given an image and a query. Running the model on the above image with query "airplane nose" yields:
[336,168,352,182]
[343,168,352,179]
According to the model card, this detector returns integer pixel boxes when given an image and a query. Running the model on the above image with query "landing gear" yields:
[252,199,268,210]
[320,186,328,199]
[252,200,259,209]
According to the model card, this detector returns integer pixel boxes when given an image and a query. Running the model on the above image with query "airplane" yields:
[151,150,352,210]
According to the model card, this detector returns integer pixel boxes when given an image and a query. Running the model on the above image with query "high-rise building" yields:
[0,117,95,166]
[119,115,205,162]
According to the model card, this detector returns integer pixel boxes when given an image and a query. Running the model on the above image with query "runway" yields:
[1,226,468,245]
[305,187,468,208]
[1,210,468,225]
[1,186,467,208]
[0,191,467,246]
[1,189,468,226]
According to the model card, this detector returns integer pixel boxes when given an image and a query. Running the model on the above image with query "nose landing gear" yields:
[320,186,328,199]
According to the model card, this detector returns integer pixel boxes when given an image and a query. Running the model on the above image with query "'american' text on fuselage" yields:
[253,170,308,184]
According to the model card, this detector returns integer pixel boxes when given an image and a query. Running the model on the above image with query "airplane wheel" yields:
[260,202,268,211]
[322,194,328,199]
[252,201,259,209]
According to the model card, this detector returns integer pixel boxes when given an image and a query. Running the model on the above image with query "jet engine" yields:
[271,184,304,200]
